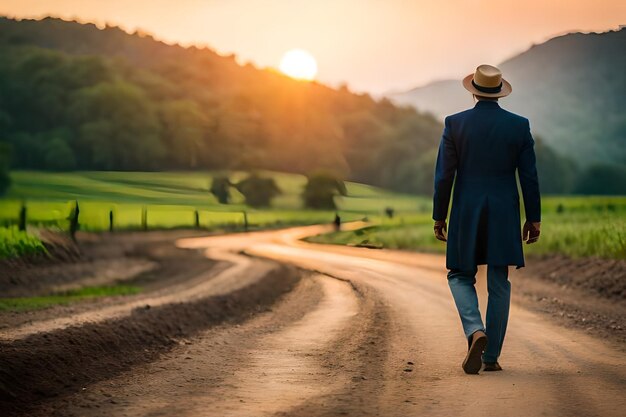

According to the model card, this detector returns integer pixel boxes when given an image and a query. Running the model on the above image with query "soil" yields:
[0,230,218,329]
[0,230,213,297]
[512,255,626,347]
[0,259,302,416]
[523,254,626,301]
[0,226,624,417]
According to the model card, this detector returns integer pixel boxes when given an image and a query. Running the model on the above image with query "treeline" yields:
[0,17,622,196]
[388,134,626,195]
[0,16,442,192]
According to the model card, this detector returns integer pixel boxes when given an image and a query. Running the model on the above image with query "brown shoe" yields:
[483,361,503,372]
[462,330,488,374]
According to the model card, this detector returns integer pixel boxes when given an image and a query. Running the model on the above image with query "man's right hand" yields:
[523,221,541,244]
[434,220,447,242]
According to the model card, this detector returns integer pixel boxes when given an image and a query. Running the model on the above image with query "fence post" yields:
[109,209,114,232]
[243,211,248,232]
[18,201,27,231]
[141,206,148,231]
[69,200,80,242]
[194,210,200,229]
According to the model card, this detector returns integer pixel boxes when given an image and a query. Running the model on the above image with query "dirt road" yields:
[3,225,625,416]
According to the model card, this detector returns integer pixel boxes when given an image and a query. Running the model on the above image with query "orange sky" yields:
[1,0,624,93]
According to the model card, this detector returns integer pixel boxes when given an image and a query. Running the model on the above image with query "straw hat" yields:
[462,64,512,98]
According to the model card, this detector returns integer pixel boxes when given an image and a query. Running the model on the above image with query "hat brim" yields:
[462,73,512,98]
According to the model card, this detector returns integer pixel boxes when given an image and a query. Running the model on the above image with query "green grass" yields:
[0,171,429,231]
[0,285,142,312]
[307,196,626,260]
[1,171,623,259]
[0,226,47,259]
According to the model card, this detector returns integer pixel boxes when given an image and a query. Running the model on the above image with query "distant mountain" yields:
[1,17,622,195]
[390,29,626,166]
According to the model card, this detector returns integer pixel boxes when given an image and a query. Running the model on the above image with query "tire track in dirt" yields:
[38,271,385,417]
[1,249,272,341]
[198,275,360,416]
[5,225,625,417]
[245,234,626,417]
[281,280,393,417]
[0,259,301,417]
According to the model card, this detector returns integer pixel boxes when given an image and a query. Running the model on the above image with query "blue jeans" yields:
[447,265,510,363]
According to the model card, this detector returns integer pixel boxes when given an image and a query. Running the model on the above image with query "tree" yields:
[44,137,76,171]
[534,137,577,194]
[4,132,43,169]
[302,171,347,209]
[159,100,207,168]
[210,175,231,204]
[235,174,281,208]
[0,17,450,191]
[574,164,626,195]
[0,142,11,196]
[385,148,438,195]
[70,81,164,170]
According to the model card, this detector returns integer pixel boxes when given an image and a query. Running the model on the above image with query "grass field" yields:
[0,171,428,231]
[1,171,624,260]
[0,284,141,311]
[0,170,428,258]
[307,196,626,260]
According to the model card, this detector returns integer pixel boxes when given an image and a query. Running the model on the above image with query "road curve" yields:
[176,224,626,417]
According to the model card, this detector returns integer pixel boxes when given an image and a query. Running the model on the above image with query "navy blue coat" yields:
[433,100,541,271]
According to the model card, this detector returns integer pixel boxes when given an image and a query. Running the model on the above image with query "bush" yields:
[302,171,347,209]
[210,175,231,204]
[235,174,281,207]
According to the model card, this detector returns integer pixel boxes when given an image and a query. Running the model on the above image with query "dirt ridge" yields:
[0,263,301,417]
[282,280,393,416]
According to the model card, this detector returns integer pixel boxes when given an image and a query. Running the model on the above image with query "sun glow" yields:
[279,49,318,81]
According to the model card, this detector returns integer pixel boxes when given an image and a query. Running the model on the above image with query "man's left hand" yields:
[523,221,541,244]
[434,220,447,242]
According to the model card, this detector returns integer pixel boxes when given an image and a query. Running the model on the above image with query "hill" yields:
[0,170,428,230]
[0,17,622,195]
[0,16,442,193]
[390,28,626,167]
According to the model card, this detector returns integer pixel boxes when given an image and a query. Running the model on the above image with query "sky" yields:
[0,0,624,94]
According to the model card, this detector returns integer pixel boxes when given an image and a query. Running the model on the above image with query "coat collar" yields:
[474,100,501,109]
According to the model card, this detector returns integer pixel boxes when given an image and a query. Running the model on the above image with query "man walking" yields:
[432,64,541,374]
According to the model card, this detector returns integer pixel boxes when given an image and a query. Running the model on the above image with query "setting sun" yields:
[279,49,318,81]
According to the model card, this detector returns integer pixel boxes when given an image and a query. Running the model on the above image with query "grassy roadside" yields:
[306,196,626,260]
[0,170,427,231]
[0,226,47,259]
[2,171,624,260]
[0,170,423,260]
[0,285,142,312]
